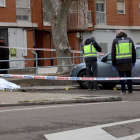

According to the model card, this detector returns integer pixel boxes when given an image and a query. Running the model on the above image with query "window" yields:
[136,48,140,59]
[107,54,111,61]
[16,0,30,21]
[96,0,106,24]
[139,3,140,14]
[117,1,125,14]
[0,0,5,7]
[16,0,30,8]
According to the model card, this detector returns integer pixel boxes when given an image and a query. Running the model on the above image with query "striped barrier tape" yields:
[0,46,105,55]
[0,74,140,81]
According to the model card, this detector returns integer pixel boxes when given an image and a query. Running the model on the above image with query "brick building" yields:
[83,0,140,53]
[0,0,140,69]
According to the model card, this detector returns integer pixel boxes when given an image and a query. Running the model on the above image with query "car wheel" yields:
[78,71,88,89]
[101,83,117,89]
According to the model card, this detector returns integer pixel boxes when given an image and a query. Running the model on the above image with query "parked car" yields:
[71,45,140,89]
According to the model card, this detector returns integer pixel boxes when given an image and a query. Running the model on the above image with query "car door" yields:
[132,47,140,83]
[98,53,118,77]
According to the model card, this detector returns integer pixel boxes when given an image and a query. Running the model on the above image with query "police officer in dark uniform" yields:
[83,37,102,91]
[111,30,136,95]
[0,37,9,74]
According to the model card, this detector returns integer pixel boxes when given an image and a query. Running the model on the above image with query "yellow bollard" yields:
[66,87,69,90]
[113,87,117,90]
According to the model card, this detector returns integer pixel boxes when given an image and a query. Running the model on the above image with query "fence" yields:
[0,46,105,76]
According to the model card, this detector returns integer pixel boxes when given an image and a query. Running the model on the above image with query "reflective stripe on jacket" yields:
[115,39,132,60]
[83,43,97,58]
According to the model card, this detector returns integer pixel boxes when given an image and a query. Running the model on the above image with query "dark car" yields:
[71,45,140,89]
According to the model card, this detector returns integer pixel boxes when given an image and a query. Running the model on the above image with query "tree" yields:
[42,0,88,74]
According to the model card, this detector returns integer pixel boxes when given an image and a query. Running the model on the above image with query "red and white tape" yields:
[0,46,105,55]
[0,74,139,81]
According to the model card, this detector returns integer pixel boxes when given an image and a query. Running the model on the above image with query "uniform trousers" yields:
[118,71,133,92]
[85,61,97,89]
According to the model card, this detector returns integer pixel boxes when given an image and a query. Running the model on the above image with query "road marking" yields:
[44,118,140,140]
[0,101,127,113]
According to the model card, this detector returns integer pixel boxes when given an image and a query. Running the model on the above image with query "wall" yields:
[0,0,16,23]
[106,0,130,26]
[132,0,140,26]
[83,30,140,53]
[31,0,43,29]
[68,32,80,64]
[106,0,140,26]
[25,30,34,67]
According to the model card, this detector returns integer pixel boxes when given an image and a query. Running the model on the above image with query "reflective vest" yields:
[83,43,97,58]
[116,40,132,60]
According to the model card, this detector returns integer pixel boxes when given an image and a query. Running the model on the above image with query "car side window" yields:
[136,48,140,59]
[106,54,112,61]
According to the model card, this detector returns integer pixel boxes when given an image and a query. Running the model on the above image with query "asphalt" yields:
[0,85,122,107]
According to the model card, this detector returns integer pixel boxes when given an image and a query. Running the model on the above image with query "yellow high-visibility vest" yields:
[83,44,97,58]
[116,40,132,59]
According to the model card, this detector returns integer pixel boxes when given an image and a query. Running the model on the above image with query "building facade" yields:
[83,0,140,53]
[0,0,140,69]
[0,0,43,69]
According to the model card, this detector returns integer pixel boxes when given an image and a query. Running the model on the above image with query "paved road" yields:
[1,100,140,140]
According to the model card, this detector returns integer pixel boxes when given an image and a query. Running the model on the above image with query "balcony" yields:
[43,11,93,30]
[67,11,93,30]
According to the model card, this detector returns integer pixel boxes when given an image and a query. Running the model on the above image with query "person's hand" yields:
[132,63,135,68]
[112,66,116,71]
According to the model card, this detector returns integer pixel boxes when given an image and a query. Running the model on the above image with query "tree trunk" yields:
[51,17,72,74]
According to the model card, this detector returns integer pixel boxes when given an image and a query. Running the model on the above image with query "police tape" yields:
[0,46,105,55]
[0,74,140,81]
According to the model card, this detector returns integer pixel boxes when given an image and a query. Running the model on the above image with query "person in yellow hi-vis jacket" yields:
[111,30,136,95]
[83,37,102,91]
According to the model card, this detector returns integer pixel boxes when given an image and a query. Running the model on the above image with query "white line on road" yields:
[0,101,127,113]
[44,118,140,140]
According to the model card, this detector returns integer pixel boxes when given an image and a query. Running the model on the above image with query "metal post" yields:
[73,52,75,65]
[79,41,83,63]
[32,51,38,75]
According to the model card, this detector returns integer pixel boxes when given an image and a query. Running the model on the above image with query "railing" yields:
[43,10,92,29]
[67,11,92,30]
[0,47,105,76]
[87,11,92,24]
[96,12,106,24]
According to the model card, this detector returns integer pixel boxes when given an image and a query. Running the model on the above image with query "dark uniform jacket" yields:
[111,32,136,71]
[83,39,102,62]
[0,42,9,71]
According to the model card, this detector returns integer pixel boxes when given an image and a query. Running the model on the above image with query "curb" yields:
[20,86,79,91]
[0,96,122,107]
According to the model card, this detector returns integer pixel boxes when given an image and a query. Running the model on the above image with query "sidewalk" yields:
[0,86,122,107]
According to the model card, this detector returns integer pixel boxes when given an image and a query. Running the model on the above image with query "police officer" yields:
[83,37,102,91]
[0,37,9,74]
[111,30,136,95]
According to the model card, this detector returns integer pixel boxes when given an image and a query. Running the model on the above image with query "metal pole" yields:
[32,51,38,75]
[73,52,75,65]
[79,41,82,63]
